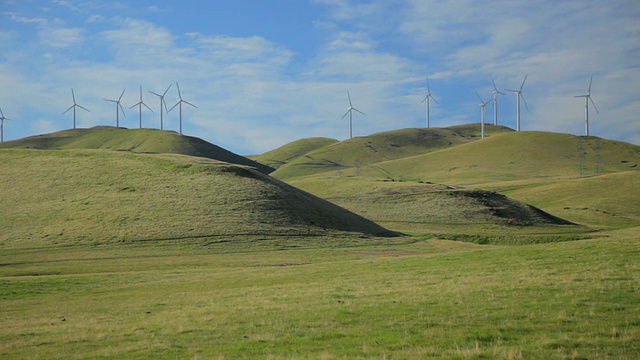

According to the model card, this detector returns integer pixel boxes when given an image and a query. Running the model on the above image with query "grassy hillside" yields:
[270,124,514,179]
[249,137,338,169]
[367,131,639,185]
[0,126,274,174]
[0,149,396,249]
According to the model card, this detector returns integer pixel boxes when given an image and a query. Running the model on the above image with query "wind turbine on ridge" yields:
[129,85,153,129]
[342,90,365,139]
[149,84,172,131]
[104,88,126,127]
[476,92,490,139]
[574,76,599,136]
[168,82,197,136]
[0,107,11,142]
[490,76,505,126]
[505,75,529,132]
[63,88,90,129]
[421,78,438,128]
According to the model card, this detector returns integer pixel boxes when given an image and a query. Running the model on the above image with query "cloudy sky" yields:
[1,0,638,154]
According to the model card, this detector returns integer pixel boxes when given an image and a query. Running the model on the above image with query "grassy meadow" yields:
[1,125,639,358]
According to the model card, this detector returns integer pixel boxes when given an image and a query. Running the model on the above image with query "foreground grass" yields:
[1,236,638,359]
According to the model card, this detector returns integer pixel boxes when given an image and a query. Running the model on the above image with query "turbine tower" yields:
[0,107,11,142]
[149,84,172,131]
[574,76,599,136]
[341,90,365,139]
[168,82,197,136]
[104,88,126,127]
[63,88,90,129]
[476,92,490,139]
[129,85,153,129]
[421,78,438,128]
[505,75,529,132]
[491,76,505,126]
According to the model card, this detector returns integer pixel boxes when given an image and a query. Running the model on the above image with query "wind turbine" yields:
[476,92,490,139]
[168,82,197,136]
[104,88,126,127]
[574,76,599,136]
[342,90,365,139]
[505,75,529,131]
[129,85,153,129]
[0,107,11,142]
[490,76,505,126]
[421,78,438,128]
[149,84,172,131]
[63,88,90,129]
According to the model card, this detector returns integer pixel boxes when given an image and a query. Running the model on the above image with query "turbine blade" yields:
[588,76,593,94]
[63,105,74,114]
[78,104,90,112]
[475,91,483,102]
[118,88,126,101]
[162,84,172,97]
[104,99,117,103]
[589,96,600,114]
[520,93,529,111]
[426,78,431,93]
[176,82,182,99]
[421,95,427,104]
[149,91,162,97]
[118,103,126,117]
[353,108,365,115]
[491,76,498,91]
[162,99,169,113]
[341,109,351,119]
[431,95,439,104]
[143,102,154,112]
[347,90,353,107]
[129,102,140,110]
[183,100,197,108]
[520,74,528,90]
[0,108,4,117]
[71,88,76,103]
[168,102,179,112]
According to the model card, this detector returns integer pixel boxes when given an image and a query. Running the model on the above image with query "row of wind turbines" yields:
[344,75,599,140]
[62,82,196,136]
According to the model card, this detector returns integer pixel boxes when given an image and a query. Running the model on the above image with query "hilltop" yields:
[249,137,338,169]
[269,124,514,179]
[0,126,274,174]
[0,149,397,249]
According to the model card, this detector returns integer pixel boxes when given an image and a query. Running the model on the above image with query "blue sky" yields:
[1,0,638,154]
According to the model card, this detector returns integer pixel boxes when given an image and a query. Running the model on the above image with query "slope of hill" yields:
[0,126,274,174]
[288,177,579,238]
[366,131,640,185]
[270,124,514,179]
[0,149,397,249]
[249,137,338,169]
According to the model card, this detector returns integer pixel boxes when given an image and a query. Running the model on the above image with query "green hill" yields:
[270,124,514,179]
[365,131,640,185]
[0,126,274,174]
[249,137,338,169]
[0,149,397,249]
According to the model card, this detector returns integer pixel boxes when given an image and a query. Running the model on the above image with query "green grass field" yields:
[1,125,639,358]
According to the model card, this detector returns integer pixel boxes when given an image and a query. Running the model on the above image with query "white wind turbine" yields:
[149,84,172,131]
[505,75,529,131]
[129,85,153,129]
[104,88,126,127]
[0,107,11,142]
[476,92,490,139]
[63,88,90,129]
[342,90,365,139]
[421,78,438,128]
[490,76,505,126]
[168,82,197,136]
[574,76,599,136]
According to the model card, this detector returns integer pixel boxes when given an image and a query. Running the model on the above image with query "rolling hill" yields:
[249,137,338,169]
[0,126,275,174]
[269,124,514,179]
[0,149,397,249]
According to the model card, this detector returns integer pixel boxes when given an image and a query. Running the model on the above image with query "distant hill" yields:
[370,131,640,185]
[249,137,338,169]
[269,124,514,179]
[0,149,397,249]
[0,126,274,174]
